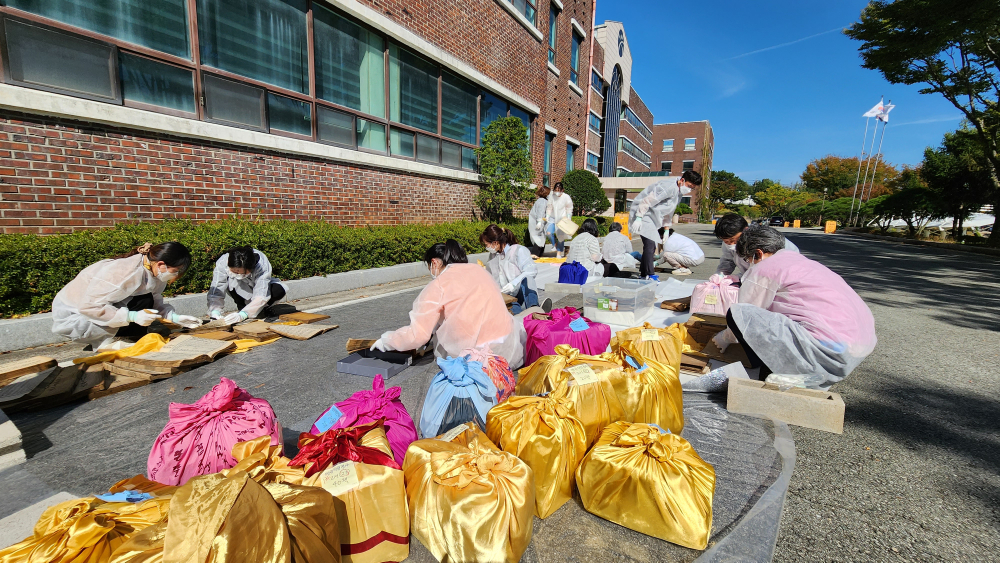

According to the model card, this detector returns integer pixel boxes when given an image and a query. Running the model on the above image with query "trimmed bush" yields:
[561,170,610,216]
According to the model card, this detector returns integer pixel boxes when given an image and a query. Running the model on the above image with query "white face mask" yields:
[487,246,498,255]
[228,268,248,280]
[724,243,737,252]
[157,271,178,283]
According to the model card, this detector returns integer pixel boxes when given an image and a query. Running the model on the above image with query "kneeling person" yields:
[714,213,798,279]
[657,228,704,275]
[208,246,288,324]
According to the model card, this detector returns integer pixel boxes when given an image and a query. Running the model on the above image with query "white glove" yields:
[224,311,248,325]
[169,313,202,329]
[712,329,738,353]
[501,282,515,294]
[209,309,223,320]
[128,310,161,327]
[370,339,393,352]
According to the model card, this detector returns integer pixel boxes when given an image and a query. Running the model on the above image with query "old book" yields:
[278,312,331,324]
[660,296,691,311]
[269,323,339,341]
[700,340,754,369]
[0,356,58,386]
[127,335,236,368]
[686,314,728,330]
[115,360,182,375]
[233,321,278,342]
[109,362,187,382]
[186,318,233,333]
[0,362,84,413]
[89,371,148,400]
[502,294,517,305]
[346,339,377,353]
[189,331,239,341]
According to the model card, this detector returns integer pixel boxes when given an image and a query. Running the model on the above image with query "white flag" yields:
[863,98,884,118]
[876,103,895,122]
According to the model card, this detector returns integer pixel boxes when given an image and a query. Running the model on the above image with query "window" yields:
[566,142,575,171]
[681,196,692,205]
[462,147,477,171]
[6,0,190,58]
[389,43,438,134]
[480,91,507,144]
[357,117,386,152]
[662,139,674,152]
[317,106,354,146]
[615,167,630,177]
[548,5,557,64]
[203,73,266,131]
[120,54,196,114]
[683,160,695,171]
[442,140,462,168]
[684,137,696,151]
[588,112,601,133]
[509,104,532,146]
[268,92,311,136]
[543,132,554,187]
[570,31,582,84]
[621,106,652,143]
[441,71,477,144]
[415,133,438,162]
[591,69,603,94]
[313,4,385,117]
[2,18,120,103]
[586,151,599,173]
[618,136,651,166]
[510,0,537,25]
[197,0,309,93]
[660,161,672,173]
[390,127,414,158]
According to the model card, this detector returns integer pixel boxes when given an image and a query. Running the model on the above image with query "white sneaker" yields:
[672,268,692,276]
[97,336,134,352]
[556,251,564,259]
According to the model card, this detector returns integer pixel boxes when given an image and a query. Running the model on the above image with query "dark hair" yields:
[681,170,703,186]
[553,181,564,191]
[735,225,786,260]
[578,218,599,237]
[668,228,675,236]
[424,239,468,267]
[117,241,191,274]
[227,246,260,270]
[480,224,519,248]
[609,222,623,232]
[714,213,749,239]
[536,185,551,198]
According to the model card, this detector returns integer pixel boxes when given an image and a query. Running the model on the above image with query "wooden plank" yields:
[660,296,691,312]
[127,335,236,368]
[278,312,330,324]
[0,356,58,386]
[269,323,338,341]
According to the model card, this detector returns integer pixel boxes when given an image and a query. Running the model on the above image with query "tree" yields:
[752,184,813,218]
[676,202,694,215]
[708,170,751,216]
[475,117,535,221]
[864,195,895,233]
[873,187,941,237]
[561,169,609,216]
[791,197,857,226]
[846,0,1000,246]
[921,127,993,238]
[801,155,899,200]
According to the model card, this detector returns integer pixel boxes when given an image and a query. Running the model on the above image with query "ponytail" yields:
[479,224,519,251]
[424,239,469,267]
[114,241,191,273]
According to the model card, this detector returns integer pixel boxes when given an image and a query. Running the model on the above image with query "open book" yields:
[270,323,339,341]
[128,335,237,368]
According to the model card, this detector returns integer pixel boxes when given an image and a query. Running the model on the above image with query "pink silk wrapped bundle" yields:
[464,346,517,402]
[690,274,740,316]
[523,307,611,367]
[147,377,282,486]
[310,374,418,466]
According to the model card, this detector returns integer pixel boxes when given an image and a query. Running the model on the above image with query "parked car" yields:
[769,216,784,226]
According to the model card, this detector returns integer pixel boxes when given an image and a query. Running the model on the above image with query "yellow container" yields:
[824,220,837,234]
[711,220,717,225]
[783,222,789,228]
[793,219,801,228]
[614,213,631,238]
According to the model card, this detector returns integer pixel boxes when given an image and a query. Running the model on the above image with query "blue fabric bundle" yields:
[419,356,498,438]
[558,261,589,284]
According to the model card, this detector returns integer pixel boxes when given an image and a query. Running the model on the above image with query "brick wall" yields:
[0,112,480,234]
[651,121,714,216]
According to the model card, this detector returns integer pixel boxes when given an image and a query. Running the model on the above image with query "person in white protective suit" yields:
[712,226,876,386]
[371,240,526,369]
[713,213,799,279]
[564,218,604,281]
[525,185,549,257]
[480,225,552,315]
[601,222,640,278]
[545,182,574,258]
[655,228,705,275]
[629,170,702,279]
[207,246,289,324]
[51,242,202,350]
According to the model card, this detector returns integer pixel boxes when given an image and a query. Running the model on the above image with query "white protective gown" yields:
[601,230,638,271]
[484,244,538,294]
[716,237,800,278]
[51,254,174,346]
[527,197,548,248]
[206,250,286,318]
[565,232,604,279]
[546,192,575,241]
[628,179,690,242]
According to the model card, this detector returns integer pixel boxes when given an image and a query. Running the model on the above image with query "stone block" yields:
[726,378,845,434]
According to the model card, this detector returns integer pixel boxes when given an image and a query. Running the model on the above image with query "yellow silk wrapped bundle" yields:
[403,425,535,563]
[516,345,628,446]
[612,340,684,434]
[576,422,715,550]
[485,382,588,518]
[609,322,686,367]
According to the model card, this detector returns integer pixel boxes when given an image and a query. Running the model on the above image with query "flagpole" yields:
[847,116,873,226]
[863,120,888,203]
[852,118,881,225]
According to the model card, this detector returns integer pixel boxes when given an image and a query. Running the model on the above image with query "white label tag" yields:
[567,364,600,385]
[438,422,472,443]
[640,329,661,341]
[704,294,719,305]
[320,461,360,497]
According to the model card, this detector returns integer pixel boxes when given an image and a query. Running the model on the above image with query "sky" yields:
[596,0,965,185]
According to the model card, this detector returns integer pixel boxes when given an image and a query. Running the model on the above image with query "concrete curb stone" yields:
[840,229,1000,257]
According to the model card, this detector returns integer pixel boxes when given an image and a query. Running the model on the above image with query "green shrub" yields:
[561,169,610,216]
[676,203,694,215]
[475,117,535,221]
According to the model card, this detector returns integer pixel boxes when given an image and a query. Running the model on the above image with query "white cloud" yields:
[889,115,964,127]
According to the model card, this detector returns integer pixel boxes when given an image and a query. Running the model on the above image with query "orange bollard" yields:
[824,221,837,234]
[793,220,801,228]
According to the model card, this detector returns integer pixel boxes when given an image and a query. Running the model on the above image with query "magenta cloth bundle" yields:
[310,374,418,465]
[147,377,282,486]
[523,307,611,367]
[690,274,740,316]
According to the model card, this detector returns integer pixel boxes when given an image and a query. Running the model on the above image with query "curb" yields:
[0,253,487,353]
[839,230,1000,258]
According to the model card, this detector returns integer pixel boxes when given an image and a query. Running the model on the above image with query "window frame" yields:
[543,131,554,187]
[548,4,557,64]
[566,141,575,172]
[569,30,582,84]
[662,139,674,152]
[119,51,197,119]
[660,160,672,173]
[586,150,599,173]
[682,160,695,172]
[684,137,697,151]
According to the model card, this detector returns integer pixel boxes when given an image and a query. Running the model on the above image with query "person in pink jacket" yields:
[370,240,526,368]
[713,225,876,386]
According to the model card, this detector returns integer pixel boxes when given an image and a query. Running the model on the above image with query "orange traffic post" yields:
[793,219,801,228]
[824,221,837,234]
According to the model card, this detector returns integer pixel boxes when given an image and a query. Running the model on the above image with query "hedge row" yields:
[0,216,608,318]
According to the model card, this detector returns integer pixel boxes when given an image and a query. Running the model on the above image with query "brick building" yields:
[0,0,596,233]
[652,120,714,215]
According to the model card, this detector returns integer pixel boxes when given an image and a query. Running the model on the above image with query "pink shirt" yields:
[738,250,876,356]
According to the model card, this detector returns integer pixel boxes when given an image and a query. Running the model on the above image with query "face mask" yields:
[157,271,178,283]
[487,246,498,255]
[228,269,248,280]
[724,244,737,252]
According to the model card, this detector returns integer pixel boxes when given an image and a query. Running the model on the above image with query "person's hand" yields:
[128,310,161,327]
[712,329,738,352]
[169,313,202,329]
[209,309,223,320]
[501,282,515,294]
[370,339,394,353]
[224,311,248,325]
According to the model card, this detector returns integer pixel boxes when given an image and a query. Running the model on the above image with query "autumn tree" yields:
[752,184,813,218]
[708,170,751,216]
[801,155,899,200]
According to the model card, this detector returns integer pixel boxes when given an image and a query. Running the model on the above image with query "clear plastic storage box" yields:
[582,277,658,325]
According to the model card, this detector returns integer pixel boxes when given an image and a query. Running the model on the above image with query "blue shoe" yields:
[647,275,659,282]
